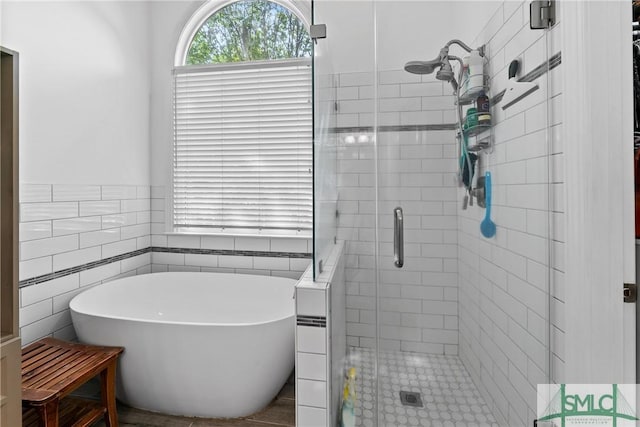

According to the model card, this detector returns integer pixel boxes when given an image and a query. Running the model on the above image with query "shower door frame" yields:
[560,0,636,384]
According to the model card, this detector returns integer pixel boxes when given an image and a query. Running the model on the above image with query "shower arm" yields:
[444,39,485,57]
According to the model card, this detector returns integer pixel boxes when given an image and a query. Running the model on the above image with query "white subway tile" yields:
[218,255,252,269]
[296,288,326,317]
[253,256,289,271]
[21,184,52,203]
[19,299,53,327]
[339,99,373,114]
[20,221,52,241]
[167,234,201,249]
[290,258,312,272]
[137,235,150,248]
[201,236,234,250]
[379,97,421,112]
[20,256,52,281]
[21,202,78,222]
[136,211,151,224]
[53,185,101,202]
[21,274,79,306]
[297,379,326,408]
[185,253,218,268]
[80,201,120,216]
[137,186,151,199]
[121,224,149,240]
[53,216,102,236]
[151,234,168,247]
[80,262,121,286]
[297,406,326,427]
[79,228,120,248]
[235,236,269,251]
[152,252,185,265]
[340,72,374,87]
[297,325,326,354]
[379,70,420,85]
[121,199,150,213]
[53,247,101,271]
[400,82,442,97]
[21,234,78,260]
[297,353,326,381]
[101,185,137,200]
[121,253,151,272]
[20,310,72,345]
[102,213,137,229]
[102,239,137,258]
[151,186,165,198]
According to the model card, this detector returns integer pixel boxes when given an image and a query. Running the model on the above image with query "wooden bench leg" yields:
[100,362,119,427]
[36,400,60,427]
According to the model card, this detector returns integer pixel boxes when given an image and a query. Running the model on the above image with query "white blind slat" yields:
[173,59,312,232]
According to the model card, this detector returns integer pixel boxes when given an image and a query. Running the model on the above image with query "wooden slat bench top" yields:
[21,338,124,427]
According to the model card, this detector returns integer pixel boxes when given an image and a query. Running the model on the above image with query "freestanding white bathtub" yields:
[69,271,296,418]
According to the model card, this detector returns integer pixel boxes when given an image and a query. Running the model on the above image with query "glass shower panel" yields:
[312,1,338,280]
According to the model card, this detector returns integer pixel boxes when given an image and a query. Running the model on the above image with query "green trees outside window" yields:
[187,0,312,65]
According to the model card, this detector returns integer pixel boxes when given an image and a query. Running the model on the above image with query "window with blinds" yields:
[173,58,312,234]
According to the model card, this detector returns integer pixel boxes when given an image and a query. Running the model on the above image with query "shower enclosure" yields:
[312,1,558,426]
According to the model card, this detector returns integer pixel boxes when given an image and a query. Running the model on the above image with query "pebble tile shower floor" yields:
[349,347,499,427]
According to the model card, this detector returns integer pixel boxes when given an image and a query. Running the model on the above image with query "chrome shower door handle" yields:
[394,207,404,268]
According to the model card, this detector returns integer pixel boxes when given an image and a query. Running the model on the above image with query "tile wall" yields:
[336,74,462,354]
[19,184,152,345]
[149,186,312,279]
[18,184,312,346]
[456,2,564,426]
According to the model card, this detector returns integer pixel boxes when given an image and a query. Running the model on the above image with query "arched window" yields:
[186,0,311,65]
[173,0,312,235]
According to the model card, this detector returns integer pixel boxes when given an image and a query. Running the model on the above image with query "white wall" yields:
[1,1,153,344]
[0,1,151,186]
[149,0,202,188]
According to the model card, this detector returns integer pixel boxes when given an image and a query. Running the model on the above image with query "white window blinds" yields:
[173,58,312,233]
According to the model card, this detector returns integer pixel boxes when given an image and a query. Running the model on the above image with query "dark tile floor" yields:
[92,382,295,427]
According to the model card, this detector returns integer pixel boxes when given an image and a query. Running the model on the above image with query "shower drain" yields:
[399,391,423,407]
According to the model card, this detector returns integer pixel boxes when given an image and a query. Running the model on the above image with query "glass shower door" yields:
[370,2,554,426]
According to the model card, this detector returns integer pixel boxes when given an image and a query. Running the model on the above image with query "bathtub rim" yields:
[69,271,296,328]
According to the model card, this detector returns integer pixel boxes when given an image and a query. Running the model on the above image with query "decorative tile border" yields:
[19,248,151,288]
[297,315,327,328]
[19,246,312,288]
[152,246,312,259]
[332,123,457,134]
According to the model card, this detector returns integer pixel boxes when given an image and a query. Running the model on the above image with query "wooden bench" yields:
[21,338,124,427]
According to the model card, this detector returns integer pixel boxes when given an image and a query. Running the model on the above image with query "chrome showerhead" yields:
[435,61,455,82]
[404,58,441,75]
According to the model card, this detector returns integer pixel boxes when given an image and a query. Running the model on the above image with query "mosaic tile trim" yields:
[152,246,312,259]
[19,248,152,288]
[19,246,312,288]
[297,315,327,328]
[332,124,457,134]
